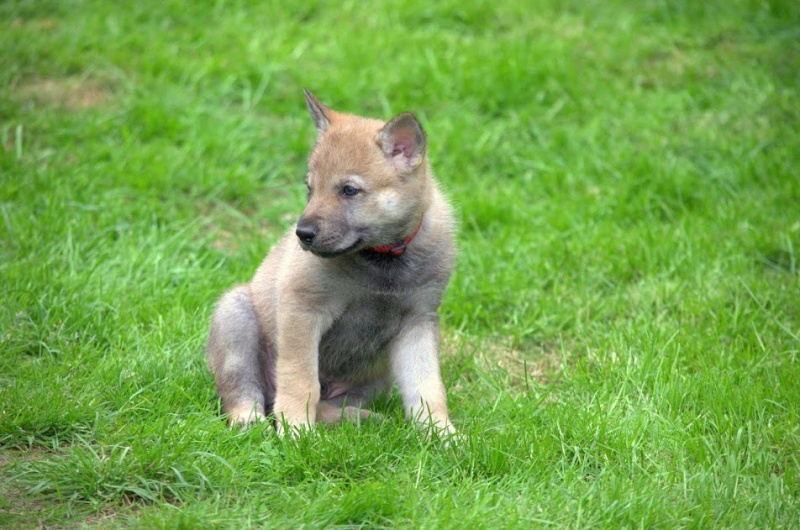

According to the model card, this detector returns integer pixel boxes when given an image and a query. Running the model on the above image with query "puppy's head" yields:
[296,90,430,258]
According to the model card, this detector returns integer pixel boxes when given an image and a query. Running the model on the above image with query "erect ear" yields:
[378,112,427,175]
[304,89,334,135]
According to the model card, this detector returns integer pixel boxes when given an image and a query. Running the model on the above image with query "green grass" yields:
[1,0,799,527]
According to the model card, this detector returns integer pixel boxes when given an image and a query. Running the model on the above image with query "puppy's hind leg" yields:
[316,378,390,424]
[207,285,272,426]
[316,401,371,424]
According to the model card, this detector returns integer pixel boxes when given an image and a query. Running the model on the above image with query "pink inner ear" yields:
[390,133,415,158]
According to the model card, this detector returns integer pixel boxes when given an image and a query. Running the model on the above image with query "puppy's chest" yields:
[318,295,405,378]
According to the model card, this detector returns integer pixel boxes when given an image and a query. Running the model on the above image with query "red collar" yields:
[370,219,423,256]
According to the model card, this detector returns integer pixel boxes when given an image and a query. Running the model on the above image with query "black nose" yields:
[295,220,317,244]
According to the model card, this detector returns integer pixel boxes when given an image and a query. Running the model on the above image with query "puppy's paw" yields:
[275,418,315,439]
[341,405,385,423]
[421,420,462,447]
[226,404,267,430]
[441,431,466,449]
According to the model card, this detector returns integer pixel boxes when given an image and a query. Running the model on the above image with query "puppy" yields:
[207,91,456,436]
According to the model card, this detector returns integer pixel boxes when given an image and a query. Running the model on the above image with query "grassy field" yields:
[2,0,799,527]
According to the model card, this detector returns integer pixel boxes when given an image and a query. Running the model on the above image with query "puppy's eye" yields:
[341,185,359,197]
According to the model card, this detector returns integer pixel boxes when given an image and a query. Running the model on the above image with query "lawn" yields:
[1,0,799,527]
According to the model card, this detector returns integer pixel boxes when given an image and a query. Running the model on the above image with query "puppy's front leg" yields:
[273,310,328,435]
[389,314,455,436]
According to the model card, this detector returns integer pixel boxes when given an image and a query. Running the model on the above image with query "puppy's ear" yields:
[304,89,334,135]
[378,112,427,175]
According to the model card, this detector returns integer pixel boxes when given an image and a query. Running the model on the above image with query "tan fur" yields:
[207,91,456,437]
